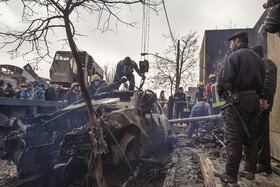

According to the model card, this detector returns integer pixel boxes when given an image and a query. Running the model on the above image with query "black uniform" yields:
[217,45,265,179]
[258,58,277,170]
[113,60,141,90]
[45,88,58,101]
[174,91,186,119]
[65,90,80,105]
[5,87,15,98]
[0,88,4,97]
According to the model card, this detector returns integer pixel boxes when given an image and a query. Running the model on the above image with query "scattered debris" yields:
[163,136,204,187]
[0,91,174,186]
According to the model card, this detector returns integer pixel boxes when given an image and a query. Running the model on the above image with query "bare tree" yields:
[103,62,116,84]
[148,31,199,95]
[0,1,160,186]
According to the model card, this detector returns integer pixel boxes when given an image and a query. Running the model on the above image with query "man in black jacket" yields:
[214,32,265,184]
[174,87,186,119]
[113,57,143,90]
[45,83,58,101]
[252,45,277,174]
[65,82,80,105]
[0,80,5,97]
[5,83,15,98]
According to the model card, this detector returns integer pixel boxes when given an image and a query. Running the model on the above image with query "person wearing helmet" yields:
[210,76,225,115]
[87,74,101,96]
[113,56,143,90]
[30,80,45,100]
[65,82,80,105]
[96,77,128,94]
[205,74,216,103]
[20,82,33,100]
[194,82,205,104]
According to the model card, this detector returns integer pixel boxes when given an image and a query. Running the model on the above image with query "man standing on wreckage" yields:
[213,31,265,185]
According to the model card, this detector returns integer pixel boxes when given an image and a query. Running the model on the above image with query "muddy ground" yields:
[163,135,204,187]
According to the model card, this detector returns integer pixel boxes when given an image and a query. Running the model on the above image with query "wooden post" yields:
[169,114,221,124]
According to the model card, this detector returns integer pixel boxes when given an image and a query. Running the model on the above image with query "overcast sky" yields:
[0,0,265,79]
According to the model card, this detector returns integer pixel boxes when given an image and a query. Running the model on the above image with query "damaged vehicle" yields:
[0,89,173,186]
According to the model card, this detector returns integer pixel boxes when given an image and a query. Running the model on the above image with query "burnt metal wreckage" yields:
[0,88,174,186]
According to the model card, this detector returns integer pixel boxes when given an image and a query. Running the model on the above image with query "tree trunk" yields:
[175,40,180,92]
[64,14,107,187]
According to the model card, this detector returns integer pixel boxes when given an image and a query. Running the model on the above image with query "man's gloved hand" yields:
[119,77,127,83]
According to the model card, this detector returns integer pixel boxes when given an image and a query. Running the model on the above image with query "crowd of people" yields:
[0,79,60,101]
[0,36,277,185]
[156,31,277,185]
[0,56,143,104]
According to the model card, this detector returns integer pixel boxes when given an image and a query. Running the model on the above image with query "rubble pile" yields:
[163,136,204,186]
[174,120,224,150]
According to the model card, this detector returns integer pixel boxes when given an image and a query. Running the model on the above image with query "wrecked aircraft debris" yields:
[0,90,173,186]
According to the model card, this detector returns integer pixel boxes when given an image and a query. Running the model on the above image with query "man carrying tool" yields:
[252,45,277,175]
[214,31,265,184]
[113,56,143,90]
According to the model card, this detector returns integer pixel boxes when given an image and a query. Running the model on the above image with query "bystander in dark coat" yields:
[65,82,80,105]
[174,87,186,119]
[252,45,277,174]
[5,83,15,98]
[45,84,58,101]
[0,80,5,97]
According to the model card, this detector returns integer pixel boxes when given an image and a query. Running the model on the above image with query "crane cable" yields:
[162,0,176,49]
[140,0,151,61]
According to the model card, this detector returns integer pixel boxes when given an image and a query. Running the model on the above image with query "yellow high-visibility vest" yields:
[211,83,225,108]
[184,100,191,112]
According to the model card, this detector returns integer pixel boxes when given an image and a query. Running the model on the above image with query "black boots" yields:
[239,170,255,180]
[213,171,238,183]
[257,164,272,174]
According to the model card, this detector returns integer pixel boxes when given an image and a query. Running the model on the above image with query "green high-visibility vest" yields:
[184,100,191,112]
[211,83,225,108]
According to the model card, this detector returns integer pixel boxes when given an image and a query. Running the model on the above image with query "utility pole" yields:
[175,40,180,92]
